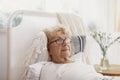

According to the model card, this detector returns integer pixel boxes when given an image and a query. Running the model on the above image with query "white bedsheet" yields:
[40,61,112,80]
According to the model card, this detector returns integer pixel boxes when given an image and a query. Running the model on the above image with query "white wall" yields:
[0,32,7,80]
[81,0,113,32]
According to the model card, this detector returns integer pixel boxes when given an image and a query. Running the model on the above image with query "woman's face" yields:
[48,32,71,58]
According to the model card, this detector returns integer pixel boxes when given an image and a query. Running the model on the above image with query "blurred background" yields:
[0,0,120,80]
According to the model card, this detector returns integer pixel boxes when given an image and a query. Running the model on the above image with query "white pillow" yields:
[26,31,50,64]
[24,31,50,80]
[26,61,47,80]
[34,31,50,61]
[71,52,84,63]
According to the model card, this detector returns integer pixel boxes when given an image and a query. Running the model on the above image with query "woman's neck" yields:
[51,56,73,64]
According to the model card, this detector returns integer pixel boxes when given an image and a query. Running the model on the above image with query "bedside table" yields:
[94,64,120,76]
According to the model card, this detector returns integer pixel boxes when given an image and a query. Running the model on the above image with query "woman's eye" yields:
[57,39,63,43]
[58,39,63,42]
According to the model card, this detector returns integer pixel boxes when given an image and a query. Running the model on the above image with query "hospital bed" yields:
[7,10,86,80]
[7,10,114,80]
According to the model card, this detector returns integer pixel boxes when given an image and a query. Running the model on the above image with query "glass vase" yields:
[100,56,109,71]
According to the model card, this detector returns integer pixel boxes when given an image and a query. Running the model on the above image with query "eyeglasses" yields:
[49,38,71,45]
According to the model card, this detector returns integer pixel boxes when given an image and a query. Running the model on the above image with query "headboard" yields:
[7,10,86,80]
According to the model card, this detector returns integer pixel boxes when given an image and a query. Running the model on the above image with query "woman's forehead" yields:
[48,27,71,41]
[53,32,70,39]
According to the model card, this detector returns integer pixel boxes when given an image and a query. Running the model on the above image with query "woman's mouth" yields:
[61,49,69,52]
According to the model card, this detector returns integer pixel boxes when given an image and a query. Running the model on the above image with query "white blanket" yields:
[40,61,111,80]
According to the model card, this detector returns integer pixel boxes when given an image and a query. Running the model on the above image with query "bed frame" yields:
[7,10,86,80]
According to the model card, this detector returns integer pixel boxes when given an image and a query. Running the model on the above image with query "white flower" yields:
[91,31,120,57]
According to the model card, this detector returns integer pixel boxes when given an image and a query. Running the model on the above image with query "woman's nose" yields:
[62,42,67,46]
[63,40,69,46]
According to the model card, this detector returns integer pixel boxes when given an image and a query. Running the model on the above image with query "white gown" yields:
[40,61,104,80]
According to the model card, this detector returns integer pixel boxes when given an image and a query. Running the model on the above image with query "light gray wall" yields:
[0,32,7,80]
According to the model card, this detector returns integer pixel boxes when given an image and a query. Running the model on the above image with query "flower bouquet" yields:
[91,31,120,70]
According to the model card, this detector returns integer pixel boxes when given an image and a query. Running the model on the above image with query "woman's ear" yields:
[47,44,50,51]
[47,46,52,55]
[48,48,55,57]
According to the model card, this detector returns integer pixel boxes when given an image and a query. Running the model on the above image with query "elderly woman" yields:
[39,25,110,80]
[44,25,73,64]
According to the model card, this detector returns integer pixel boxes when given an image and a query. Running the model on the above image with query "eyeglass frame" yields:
[48,37,72,45]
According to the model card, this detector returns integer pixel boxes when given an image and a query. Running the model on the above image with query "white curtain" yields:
[0,0,81,13]
[57,13,86,35]
[115,0,120,32]
[43,0,81,13]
